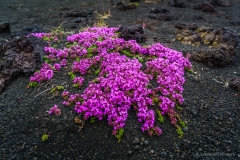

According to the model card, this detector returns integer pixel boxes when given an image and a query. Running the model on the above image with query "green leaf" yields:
[156,110,164,123]
[29,82,38,87]
[44,59,50,63]
[176,104,182,110]
[70,74,76,80]
[179,121,186,128]
[41,134,49,141]
[50,88,56,93]
[176,127,183,138]
[90,117,96,123]
[87,53,93,58]
[57,86,64,90]
[73,84,79,88]
[94,69,100,75]
[115,128,124,142]
[186,68,194,73]
[43,36,50,41]
[121,49,133,57]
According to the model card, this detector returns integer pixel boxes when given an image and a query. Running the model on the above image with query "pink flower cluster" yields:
[27,32,51,39]
[73,76,84,87]
[30,63,54,82]
[49,104,61,115]
[27,32,59,42]
[29,26,192,138]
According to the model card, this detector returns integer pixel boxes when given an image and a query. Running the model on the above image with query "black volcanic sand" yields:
[0,0,240,159]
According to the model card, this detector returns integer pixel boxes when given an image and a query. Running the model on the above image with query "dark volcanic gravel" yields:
[0,0,240,160]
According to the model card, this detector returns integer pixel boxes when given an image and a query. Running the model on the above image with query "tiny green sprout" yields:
[71,74,76,80]
[131,2,140,7]
[153,97,159,104]
[28,82,38,87]
[179,120,186,128]
[57,86,64,90]
[134,55,144,63]
[176,104,182,110]
[186,68,194,74]
[68,71,73,76]
[41,134,49,141]
[138,57,144,63]
[68,72,76,80]
[156,110,164,123]
[95,69,100,75]
[87,53,93,58]
[43,56,50,63]
[115,128,124,143]
[73,84,79,88]
[92,78,99,83]
[90,117,96,123]
[98,37,103,41]
[87,45,97,54]
[76,58,80,62]
[121,49,133,57]
[50,88,56,93]
[176,127,183,138]
[43,36,50,41]
[65,42,73,48]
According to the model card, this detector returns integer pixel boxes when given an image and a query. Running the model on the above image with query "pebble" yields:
[191,109,198,116]
[150,150,154,154]
[0,21,10,34]
[144,140,149,145]
[128,151,132,155]
[160,151,167,157]
[181,153,186,158]
[140,142,143,146]
[183,127,188,132]
[134,145,140,150]
[132,137,140,144]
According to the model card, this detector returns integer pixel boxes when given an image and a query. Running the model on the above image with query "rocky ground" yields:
[0,0,240,160]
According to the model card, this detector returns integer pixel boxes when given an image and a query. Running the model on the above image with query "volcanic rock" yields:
[229,77,240,91]
[11,24,45,39]
[194,1,214,12]
[191,45,235,67]
[117,24,146,43]
[0,36,48,92]
[0,21,10,34]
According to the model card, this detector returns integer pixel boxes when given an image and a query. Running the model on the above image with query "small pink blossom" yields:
[44,70,53,80]
[49,104,61,115]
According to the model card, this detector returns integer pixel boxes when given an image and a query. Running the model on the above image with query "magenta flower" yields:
[44,70,53,80]
[53,63,61,71]
[49,104,61,115]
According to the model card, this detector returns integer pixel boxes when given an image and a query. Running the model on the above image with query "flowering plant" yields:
[28,26,192,141]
